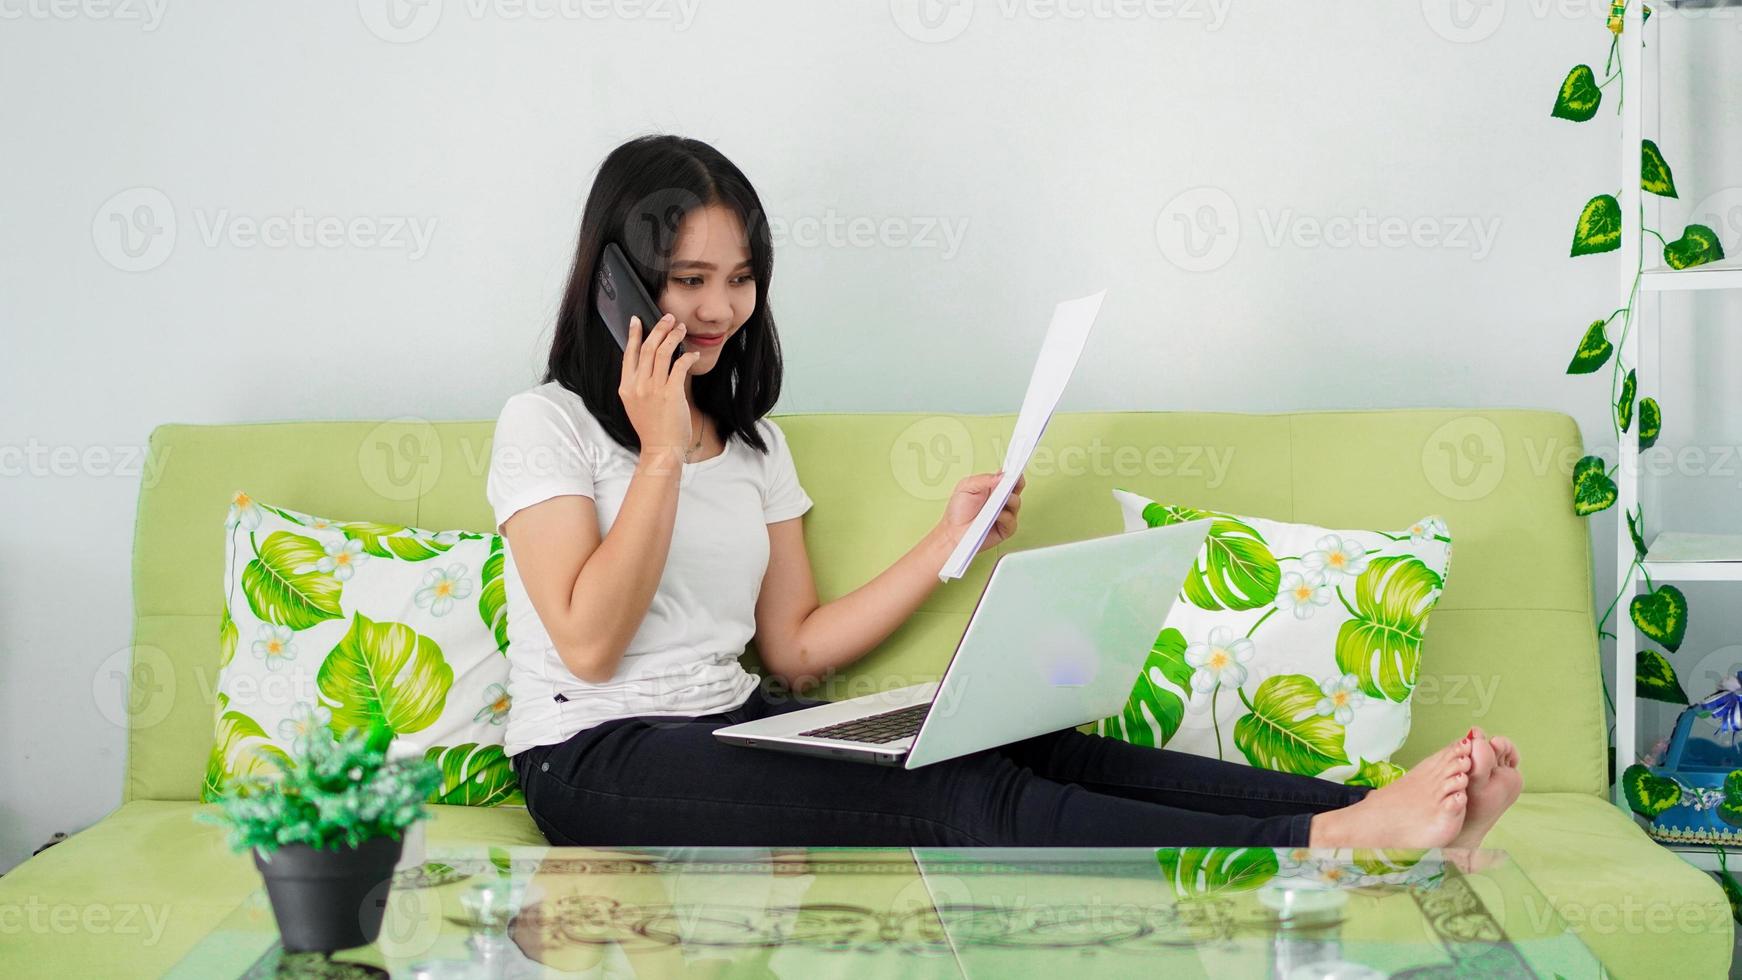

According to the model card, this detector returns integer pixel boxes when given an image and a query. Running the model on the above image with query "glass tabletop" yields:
[169,844,1605,979]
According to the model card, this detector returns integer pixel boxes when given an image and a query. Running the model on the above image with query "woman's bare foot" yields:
[1308,736,1473,848]
[1449,728,1523,850]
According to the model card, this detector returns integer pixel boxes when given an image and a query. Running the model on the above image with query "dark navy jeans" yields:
[510,683,1368,848]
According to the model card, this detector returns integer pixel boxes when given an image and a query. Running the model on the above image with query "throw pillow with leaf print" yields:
[1095,489,1454,788]
[207,491,521,808]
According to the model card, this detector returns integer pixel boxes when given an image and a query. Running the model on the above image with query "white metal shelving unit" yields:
[1610,0,1742,876]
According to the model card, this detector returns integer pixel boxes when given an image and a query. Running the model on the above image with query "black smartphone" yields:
[595,241,683,358]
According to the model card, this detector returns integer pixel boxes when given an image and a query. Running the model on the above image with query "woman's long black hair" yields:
[544,134,782,456]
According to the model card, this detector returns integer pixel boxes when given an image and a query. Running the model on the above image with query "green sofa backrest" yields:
[126,409,1607,803]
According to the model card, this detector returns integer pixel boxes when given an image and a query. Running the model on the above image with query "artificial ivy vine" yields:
[1554,2,1723,730]
[1575,6,1742,916]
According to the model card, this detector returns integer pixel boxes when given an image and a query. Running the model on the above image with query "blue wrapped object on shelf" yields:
[1645,702,1742,846]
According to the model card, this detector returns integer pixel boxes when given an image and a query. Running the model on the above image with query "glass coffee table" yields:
[170,844,1606,978]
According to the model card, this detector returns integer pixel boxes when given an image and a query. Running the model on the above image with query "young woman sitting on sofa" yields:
[485,134,1523,850]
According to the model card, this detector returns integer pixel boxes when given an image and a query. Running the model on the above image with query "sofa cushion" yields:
[1095,489,1453,786]
[1483,792,1733,979]
[207,494,518,807]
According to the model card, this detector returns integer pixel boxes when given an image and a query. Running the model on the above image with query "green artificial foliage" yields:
[198,720,441,854]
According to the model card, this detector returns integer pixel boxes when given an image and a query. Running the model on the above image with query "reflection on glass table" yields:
[168,844,1604,978]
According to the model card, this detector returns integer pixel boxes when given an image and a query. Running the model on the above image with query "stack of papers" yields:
[938,289,1107,581]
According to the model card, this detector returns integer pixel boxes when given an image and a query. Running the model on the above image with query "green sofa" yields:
[0,409,1730,977]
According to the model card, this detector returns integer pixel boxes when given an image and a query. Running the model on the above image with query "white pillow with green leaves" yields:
[1096,489,1454,788]
[205,492,521,807]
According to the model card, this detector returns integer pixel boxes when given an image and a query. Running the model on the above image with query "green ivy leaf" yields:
[1641,140,1678,199]
[1346,758,1406,789]
[1156,847,1279,898]
[1621,763,1680,819]
[479,536,509,655]
[1101,627,1191,748]
[317,612,455,737]
[1721,771,1742,829]
[1565,319,1613,374]
[1638,397,1662,450]
[1636,650,1688,704]
[1550,65,1602,122]
[1571,194,1623,257]
[1335,557,1444,702]
[1143,503,1281,611]
[1720,863,1742,925]
[241,531,345,631]
[1617,369,1637,432]
[1233,674,1351,775]
[1571,455,1618,516]
[1630,585,1688,653]
[1627,508,1648,559]
[1663,224,1725,270]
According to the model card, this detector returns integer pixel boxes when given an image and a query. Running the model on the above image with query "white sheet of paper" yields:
[938,289,1107,581]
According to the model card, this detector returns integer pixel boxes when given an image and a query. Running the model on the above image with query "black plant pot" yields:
[252,836,405,953]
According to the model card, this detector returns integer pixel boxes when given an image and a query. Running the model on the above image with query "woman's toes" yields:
[1445,772,1468,795]
[1491,736,1520,768]
[1444,790,1468,814]
[1468,732,1497,777]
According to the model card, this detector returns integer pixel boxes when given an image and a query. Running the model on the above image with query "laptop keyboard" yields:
[798,702,931,744]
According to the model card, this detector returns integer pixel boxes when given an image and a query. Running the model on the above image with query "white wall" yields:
[2,0,1737,872]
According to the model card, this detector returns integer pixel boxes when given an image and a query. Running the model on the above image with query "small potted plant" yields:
[200,721,441,953]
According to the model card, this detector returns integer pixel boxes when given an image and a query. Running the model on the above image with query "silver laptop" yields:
[714,519,1211,769]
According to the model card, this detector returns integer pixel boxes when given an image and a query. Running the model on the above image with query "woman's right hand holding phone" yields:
[618,313,702,465]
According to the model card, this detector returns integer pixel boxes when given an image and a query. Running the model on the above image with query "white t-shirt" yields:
[484,380,814,756]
